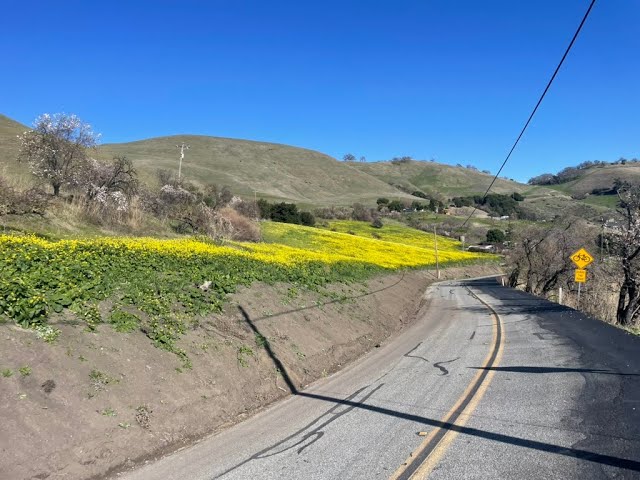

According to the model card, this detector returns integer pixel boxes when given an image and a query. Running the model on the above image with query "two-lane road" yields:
[122,278,640,480]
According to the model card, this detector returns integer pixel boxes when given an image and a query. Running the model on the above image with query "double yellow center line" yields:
[390,287,505,480]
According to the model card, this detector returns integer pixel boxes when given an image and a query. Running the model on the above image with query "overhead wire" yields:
[459,0,597,229]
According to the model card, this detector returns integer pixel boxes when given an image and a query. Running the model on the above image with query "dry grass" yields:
[97,134,417,208]
[213,207,261,242]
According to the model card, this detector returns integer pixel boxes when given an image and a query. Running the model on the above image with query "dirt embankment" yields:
[0,264,501,480]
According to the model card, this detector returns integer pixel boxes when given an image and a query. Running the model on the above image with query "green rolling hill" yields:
[351,160,528,197]
[0,114,28,183]
[96,135,418,207]
[543,164,640,208]
[0,113,633,217]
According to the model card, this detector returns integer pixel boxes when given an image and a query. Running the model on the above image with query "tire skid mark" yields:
[433,357,460,376]
[216,384,384,478]
[404,342,429,363]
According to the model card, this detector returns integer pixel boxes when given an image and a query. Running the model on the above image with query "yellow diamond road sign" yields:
[570,248,594,269]
[574,269,587,283]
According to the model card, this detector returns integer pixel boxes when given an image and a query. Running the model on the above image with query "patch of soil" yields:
[0,264,501,480]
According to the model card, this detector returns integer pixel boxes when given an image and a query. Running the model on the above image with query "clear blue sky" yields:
[1,0,638,182]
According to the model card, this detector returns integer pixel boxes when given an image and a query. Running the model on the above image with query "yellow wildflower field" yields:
[260,221,489,269]
[0,222,493,358]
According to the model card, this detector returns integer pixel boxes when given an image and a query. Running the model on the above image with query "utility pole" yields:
[176,143,190,180]
[434,225,440,279]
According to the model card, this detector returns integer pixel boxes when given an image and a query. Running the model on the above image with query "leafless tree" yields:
[18,113,98,196]
[84,156,138,199]
[507,219,592,296]
[614,185,640,325]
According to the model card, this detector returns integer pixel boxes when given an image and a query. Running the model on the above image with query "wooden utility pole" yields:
[176,143,190,180]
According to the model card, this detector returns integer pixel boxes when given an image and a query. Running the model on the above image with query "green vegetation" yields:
[18,366,31,376]
[2,369,13,378]
[486,229,506,244]
[452,193,520,217]
[353,159,528,198]
[89,369,118,392]
[255,333,269,349]
[3,218,486,367]
[109,310,140,333]
[237,345,254,367]
[258,199,316,226]
[34,325,60,343]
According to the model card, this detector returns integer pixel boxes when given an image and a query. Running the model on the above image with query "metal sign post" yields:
[570,249,592,309]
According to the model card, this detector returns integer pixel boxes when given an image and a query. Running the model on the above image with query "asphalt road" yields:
[121,278,640,480]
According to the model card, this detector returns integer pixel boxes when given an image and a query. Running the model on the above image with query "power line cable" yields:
[460,0,597,229]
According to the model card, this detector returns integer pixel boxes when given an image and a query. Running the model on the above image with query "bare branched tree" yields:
[615,185,640,325]
[82,156,139,212]
[18,113,98,196]
[507,219,592,296]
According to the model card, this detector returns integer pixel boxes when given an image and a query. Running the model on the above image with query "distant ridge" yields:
[1,113,636,214]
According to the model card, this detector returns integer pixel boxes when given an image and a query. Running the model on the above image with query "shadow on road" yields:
[236,304,640,474]
[471,366,640,376]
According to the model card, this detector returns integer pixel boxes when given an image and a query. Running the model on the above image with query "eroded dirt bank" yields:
[0,264,501,480]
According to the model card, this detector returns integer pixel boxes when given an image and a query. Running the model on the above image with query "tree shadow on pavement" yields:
[471,366,640,376]
[237,305,640,473]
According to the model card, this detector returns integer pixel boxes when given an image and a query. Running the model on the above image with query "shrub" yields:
[352,203,373,222]
[233,199,260,219]
[257,198,271,219]
[372,218,383,229]
[0,177,49,216]
[387,200,404,212]
[270,202,301,224]
[214,207,261,241]
[314,206,352,220]
[300,211,316,227]
[390,156,412,164]
[411,201,425,211]
[486,229,506,244]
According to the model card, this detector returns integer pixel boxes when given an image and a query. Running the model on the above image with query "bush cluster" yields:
[257,199,315,226]
[0,177,48,216]
[451,193,522,217]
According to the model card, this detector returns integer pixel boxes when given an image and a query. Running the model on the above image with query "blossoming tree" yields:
[18,113,98,196]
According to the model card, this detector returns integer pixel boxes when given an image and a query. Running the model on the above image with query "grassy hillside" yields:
[351,159,617,220]
[351,160,529,197]
[98,135,417,207]
[0,113,629,220]
[0,114,28,183]
[546,164,640,197]
[0,115,417,207]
